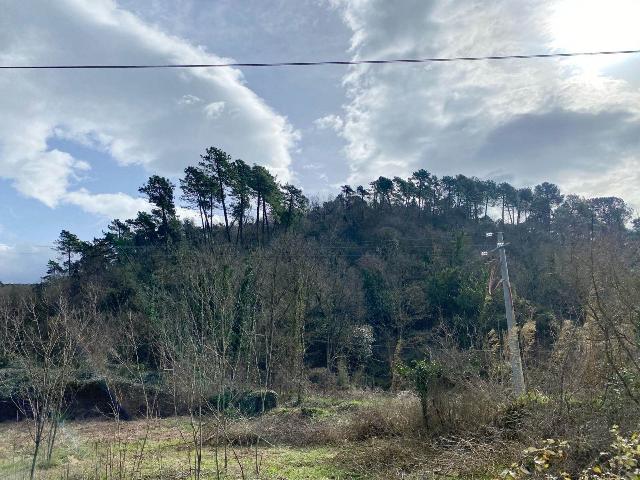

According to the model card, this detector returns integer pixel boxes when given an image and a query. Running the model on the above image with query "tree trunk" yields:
[216,164,231,242]
[390,334,403,392]
[256,194,261,242]
[262,199,268,236]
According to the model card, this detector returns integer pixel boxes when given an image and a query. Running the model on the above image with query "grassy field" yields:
[0,391,514,479]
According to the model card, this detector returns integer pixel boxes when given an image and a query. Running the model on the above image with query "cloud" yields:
[63,189,150,219]
[330,0,640,207]
[0,244,52,284]
[203,101,226,119]
[64,190,227,223]
[314,114,344,131]
[478,109,640,176]
[178,94,202,105]
[0,0,298,210]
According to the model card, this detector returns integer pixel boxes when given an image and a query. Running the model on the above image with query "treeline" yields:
[46,148,636,280]
[46,146,308,277]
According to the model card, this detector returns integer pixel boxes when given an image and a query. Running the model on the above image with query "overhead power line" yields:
[1,49,640,70]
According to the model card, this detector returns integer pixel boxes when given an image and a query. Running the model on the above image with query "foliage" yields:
[583,426,640,479]
[397,359,447,420]
[499,427,640,480]
[500,439,570,479]
[238,390,278,416]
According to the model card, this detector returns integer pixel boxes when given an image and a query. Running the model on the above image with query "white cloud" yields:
[178,94,202,105]
[0,244,52,284]
[203,101,226,119]
[0,0,298,210]
[314,114,344,131]
[331,0,640,208]
[63,189,150,220]
[175,206,225,225]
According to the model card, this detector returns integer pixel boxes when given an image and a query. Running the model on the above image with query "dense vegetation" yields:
[1,146,639,479]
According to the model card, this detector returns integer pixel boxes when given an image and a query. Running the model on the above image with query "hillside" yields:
[1,148,639,479]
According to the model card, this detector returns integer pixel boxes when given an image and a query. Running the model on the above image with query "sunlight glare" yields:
[549,0,640,69]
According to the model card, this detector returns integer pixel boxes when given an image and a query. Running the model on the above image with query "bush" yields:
[498,426,640,479]
[307,368,336,390]
[582,426,640,479]
[494,391,550,433]
[397,359,451,421]
[500,439,570,479]
[238,389,278,415]
[208,389,237,411]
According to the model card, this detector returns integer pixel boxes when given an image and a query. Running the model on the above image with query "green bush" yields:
[397,359,447,421]
[238,390,278,415]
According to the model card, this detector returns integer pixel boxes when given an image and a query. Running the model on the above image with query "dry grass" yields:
[219,390,423,448]
[0,383,630,479]
[0,390,513,479]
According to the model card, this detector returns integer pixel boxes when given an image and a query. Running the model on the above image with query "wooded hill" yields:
[1,144,639,401]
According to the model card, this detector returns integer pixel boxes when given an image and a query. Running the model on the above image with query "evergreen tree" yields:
[281,184,308,230]
[200,147,233,242]
[230,159,253,244]
[53,230,84,275]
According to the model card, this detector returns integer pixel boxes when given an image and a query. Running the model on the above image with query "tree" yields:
[200,147,233,242]
[106,219,131,240]
[180,165,217,237]
[392,177,415,207]
[356,185,371,203]
[44,261,64,280]
[531,182,563,231]
[370,176,393,206]
[553,194,593,240]
[455,175,483,221]
[250,165,280,241]
[139,175,176,240]
[78,238,116,276]
[440,176,456,212]
[589,197,632,231]
[281,184,308,230]
[481,180,498,219]
[229,159,253,244]
[411,169,431,211]
[497,182,517,224]
[127,211,160,245]
[6,296,86,479]
[53,230,84,275]
[515,187,533,224]
[398,359,447,421]
[340,185,355,207]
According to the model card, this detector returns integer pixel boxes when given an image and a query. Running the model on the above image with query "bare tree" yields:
[6,294,85,479]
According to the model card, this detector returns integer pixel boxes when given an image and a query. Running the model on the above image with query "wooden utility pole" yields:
[497,232,526,396]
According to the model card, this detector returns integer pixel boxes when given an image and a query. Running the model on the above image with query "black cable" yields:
[2,49,639,70]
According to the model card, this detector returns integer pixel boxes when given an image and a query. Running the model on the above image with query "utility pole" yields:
[496,232,526,396]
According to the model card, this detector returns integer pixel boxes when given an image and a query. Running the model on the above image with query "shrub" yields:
[498,426,640,479]
[494,390,550,433]
[397,359,450,421]
[499,439,570,479]
[582,426,640,479]
[307,368,336,390]
[238,389,278,415]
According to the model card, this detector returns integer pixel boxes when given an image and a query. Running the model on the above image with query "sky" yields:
[1,0,640,283]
